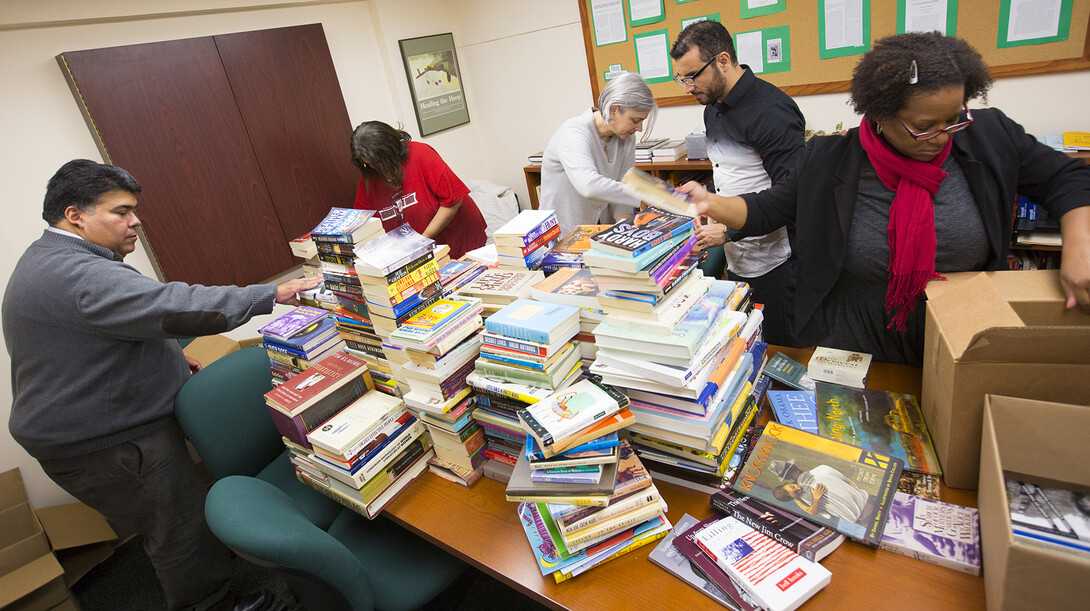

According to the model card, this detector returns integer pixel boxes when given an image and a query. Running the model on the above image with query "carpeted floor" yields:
[71,534,550,611]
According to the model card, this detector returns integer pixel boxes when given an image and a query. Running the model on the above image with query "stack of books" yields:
[331,306,396,395]
[289,232,320,276]
[475,299,584,392]
[454,268,544,317]
[466,370,554,483]
[263,351,373,449]
[634,137,668,163]
[515,376,634,461]
[541,224,609,272]
[493,210,561,270]
[352,224,441,337]
[384,296,487,487]
[259,306,345,386]
[514,439,671,582]
[529,268,605,365]
[437,259,487,296]
[651,139,687,161]
[291,389,435,519]
[311,207,384,317]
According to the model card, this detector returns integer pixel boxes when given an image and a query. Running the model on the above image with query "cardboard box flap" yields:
[961,326,1090,365]
[987,395,1090,486]
[0,469,29,512]
[925,272,1023,357]
[36,503,117,551]
[0,553,64,608]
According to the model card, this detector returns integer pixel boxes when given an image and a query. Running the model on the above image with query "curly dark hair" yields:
[849,32,992,120]
[350,121,412,190]
[670,19,736,64]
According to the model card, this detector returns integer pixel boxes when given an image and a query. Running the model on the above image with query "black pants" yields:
[727,258,795,347]
[39,420,232,611]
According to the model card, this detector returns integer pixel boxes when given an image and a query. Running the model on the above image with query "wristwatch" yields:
[722,227,732,243]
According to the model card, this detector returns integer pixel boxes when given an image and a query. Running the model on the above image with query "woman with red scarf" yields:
[680,32,1090,366]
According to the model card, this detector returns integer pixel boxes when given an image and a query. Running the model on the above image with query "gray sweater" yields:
[3,230,276,459]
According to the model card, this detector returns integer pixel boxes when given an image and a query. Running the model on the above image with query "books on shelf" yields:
[619,168,699,217]
[695,516,831,611]
[310,207,382,244]
[814,383,942,475]
[880,491,981,574]
[732,421,904,546]
[650,139,687,161]
[710,489,845,563]
[806,346,872,388]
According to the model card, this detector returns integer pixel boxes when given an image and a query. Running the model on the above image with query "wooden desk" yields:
[523,158,712,211]
[384,346,984,610]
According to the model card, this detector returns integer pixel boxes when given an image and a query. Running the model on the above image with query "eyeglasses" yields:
[896,103,973,141]
[673,56,717,86]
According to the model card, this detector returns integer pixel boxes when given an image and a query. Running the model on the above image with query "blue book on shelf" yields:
[766,390,819,434]
[484,299,580,344]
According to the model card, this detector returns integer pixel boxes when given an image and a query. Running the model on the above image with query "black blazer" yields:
[740,108,1090,347]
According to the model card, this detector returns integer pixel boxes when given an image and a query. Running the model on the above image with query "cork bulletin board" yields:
[579,0,1090,107]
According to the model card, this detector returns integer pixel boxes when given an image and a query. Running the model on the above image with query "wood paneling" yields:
[57,24,357,286]
[216,24,358,242]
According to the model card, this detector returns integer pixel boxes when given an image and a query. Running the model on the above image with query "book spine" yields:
[517,216,560,245]
[563,504,665,551]
[263,340,308,359]
[316,241,356,255]
[474,361,551,388]
[507,224,562,257]
[484,319,549,344]
[484,448,519,466]
[479,351,549,372]
[352,420,427,484]
[311,234,357,244]
[326,281,364,296]
[559,487,661,535]
[466,373,544,405]
[481,334,549,357]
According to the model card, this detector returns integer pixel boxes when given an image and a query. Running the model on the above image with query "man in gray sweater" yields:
[3,159,320,611]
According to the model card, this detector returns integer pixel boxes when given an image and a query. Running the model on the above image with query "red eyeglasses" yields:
[896,103,973,141]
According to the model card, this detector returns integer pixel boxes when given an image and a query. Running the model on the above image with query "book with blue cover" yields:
[259,306,328,340]
[353,224,434,276]
[310,207,380,243]
[590,207,695,259]
[583,230,692,274]
[766,390,819,434]
[484,299,581,344]
[525,432,619,460]
[262,317,339,354]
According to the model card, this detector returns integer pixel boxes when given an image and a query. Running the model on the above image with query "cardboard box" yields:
[36,503,117,586]
[183,334,243,368]
[978,395,1090,610]
[0,469,77,610]
[921,270,1090,489]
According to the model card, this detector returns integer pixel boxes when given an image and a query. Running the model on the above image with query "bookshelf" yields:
[1008,150,1090,269]
[523,157,712,210]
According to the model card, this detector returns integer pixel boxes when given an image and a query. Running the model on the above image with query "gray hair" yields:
[597,72,658,138]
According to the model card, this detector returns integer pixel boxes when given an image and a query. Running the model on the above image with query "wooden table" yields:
[383,346,985,610]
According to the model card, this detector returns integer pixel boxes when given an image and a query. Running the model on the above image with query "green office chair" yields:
[205,475,469,611]
[174,345,342,529]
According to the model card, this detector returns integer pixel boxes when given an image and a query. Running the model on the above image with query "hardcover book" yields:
[553,224,612,253]
[732,421,904,546]
[590,207,695,259]
[264,351,371,417]
[766,390,819,435]
[710,489,845,562]
[353,224,434,276]
[259,306,329,341]
[807,346,872,388]
[310,207,381,244]
[484,299,581,345]
[648,514,738,609]
[880,492,981,575]
[529,267,600,309]
[695,516,831,611]
[763,352,815,391]
[814,383,941,475]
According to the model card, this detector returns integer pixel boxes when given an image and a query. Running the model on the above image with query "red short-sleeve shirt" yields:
[353,141,487,259]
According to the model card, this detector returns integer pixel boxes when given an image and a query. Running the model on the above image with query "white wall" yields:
[2,0,1088,506]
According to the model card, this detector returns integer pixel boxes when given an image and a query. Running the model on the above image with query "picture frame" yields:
[398,33,470,136]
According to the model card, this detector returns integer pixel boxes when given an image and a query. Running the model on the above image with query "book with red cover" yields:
[264,352,373,448]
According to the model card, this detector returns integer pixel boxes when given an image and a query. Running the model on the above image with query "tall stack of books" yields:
[384,295,486,486]
[466,369,554,483]
[311,207,384,317]
[529,268,605,366]
[541,224,610,272]
[493,210,560,270]
[259,306,345,386]
[352,224,441,338]
[291,388,435,519]
[290,232,336,310]
[331,306,395,395]
[454,268,544,317]
[584,208,704,335]
[514,438,670,582]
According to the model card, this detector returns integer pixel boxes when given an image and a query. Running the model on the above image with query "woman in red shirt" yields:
[350,121,487,259]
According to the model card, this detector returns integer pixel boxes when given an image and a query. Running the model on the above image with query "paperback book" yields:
[766,390,819,435]
[259,306,329,341]
[709,489,845,562]
[310,207,381,244]
[517,377,628,448]
[1006,478,1090,557]
[619,168,699,217]
[732,421,904,546]
[807,346,872,388]
[529,267,600,309]
[673,516,761,611]
[648,514,740,610]
[353,224,434,276]
[879,492,981,575]
[484,299,581,345]
[590,207,695,259]
[455,269,545,304]
[763,352,816,392]
[553,224,611,253]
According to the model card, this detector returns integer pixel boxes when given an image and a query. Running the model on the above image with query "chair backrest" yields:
[174,346,284,479]
[205,476,374,610]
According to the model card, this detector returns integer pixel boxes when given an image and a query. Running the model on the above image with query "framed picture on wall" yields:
[398,33,470,136]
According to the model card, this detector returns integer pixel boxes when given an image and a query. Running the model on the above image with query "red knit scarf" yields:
[858,118,951,331]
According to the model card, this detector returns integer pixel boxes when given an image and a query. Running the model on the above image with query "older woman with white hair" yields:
[539,72,657,232]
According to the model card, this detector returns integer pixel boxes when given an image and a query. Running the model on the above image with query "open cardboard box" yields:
[922,270,1090,489]
[182,334,261,369]
[978,395,1090,610]
[36,502,117,586]
[0,469,78,610]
